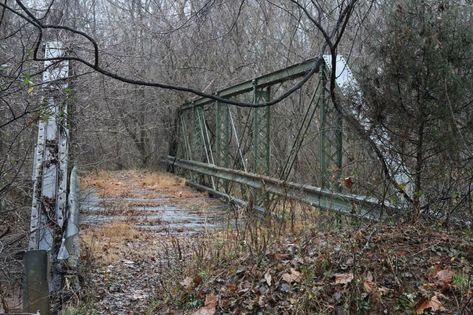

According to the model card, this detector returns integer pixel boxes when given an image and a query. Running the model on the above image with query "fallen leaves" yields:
[334,273,353,285]
[180,275,203,291]
[193,293,217,315]
[130,290,149,301]
[153,224,472,314]
[180,277,194,289]
[363,279,376,294]
[264,272,272,286]
[362,272,391,298]
[281,268,301,284]
[422,267,456,291]
[416,293,446,314]
[343,176,353,189]
[435,269,454,287]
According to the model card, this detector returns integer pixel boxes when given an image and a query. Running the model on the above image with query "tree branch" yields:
[0,0,352,109]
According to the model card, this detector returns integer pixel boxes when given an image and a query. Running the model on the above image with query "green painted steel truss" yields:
[173,58,343,207]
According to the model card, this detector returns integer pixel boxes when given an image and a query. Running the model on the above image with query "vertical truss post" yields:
[214,101,220,191]
[252,82,270,175]
[319,65,328,188]
[191,106,204,183]
[184,111,194,178]
[265,95,270,175]
[181,111,192,161]
[215,100,221,167]
[176,110,190,178]
[222,104,230,170]
[215,100,231,191]
[176,110,183,159]
[335,110,343,187]
[215,97,231,191]
[319,62,343,190]
[251,82,271,207]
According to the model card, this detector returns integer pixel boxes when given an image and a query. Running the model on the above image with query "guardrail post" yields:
[23,250,49,315]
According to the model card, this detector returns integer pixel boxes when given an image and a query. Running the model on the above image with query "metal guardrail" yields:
[24,41,77,315]
[186,181,266,214]
[166,156,399,220]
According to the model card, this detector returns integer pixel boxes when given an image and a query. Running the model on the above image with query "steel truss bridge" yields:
[166,57,399,220]
[25,43,403,313]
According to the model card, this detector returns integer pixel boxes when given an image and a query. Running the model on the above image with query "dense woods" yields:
[1,0,473,314]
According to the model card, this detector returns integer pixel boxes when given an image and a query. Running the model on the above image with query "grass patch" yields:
[80,170,185,198]
[81,222,143,264]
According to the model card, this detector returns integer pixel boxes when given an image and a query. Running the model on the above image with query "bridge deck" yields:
[79,170,233,313]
